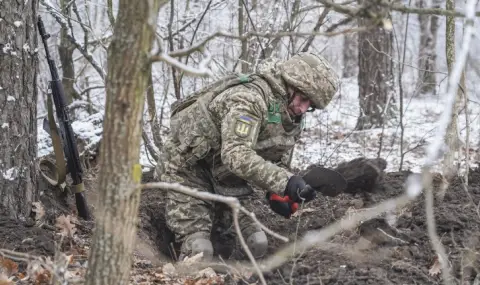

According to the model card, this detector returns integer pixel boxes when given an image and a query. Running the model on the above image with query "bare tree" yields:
[58,0,80,104]
[356,17,395,130]
[84,0,164,284]
[0,0,38,219]
[342,23,358,78]
[416,0,440,95]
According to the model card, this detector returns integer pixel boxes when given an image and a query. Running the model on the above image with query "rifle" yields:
[37,16,91,221]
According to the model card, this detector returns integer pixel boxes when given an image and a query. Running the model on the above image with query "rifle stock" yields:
[37,16,91,221]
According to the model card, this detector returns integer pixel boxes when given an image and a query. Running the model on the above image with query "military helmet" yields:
[278,52,340,110]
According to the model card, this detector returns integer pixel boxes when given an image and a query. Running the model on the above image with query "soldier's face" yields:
[288,91,312,116]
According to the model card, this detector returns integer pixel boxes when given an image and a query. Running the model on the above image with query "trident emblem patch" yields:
[234,116,253,138]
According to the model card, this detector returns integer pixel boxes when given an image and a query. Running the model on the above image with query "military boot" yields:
[179,231,214,261]
[246,230,268,258]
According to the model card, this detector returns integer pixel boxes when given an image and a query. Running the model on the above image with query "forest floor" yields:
[1,162,479,284]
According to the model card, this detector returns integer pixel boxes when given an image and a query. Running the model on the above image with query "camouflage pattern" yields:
[277,52,340,109]
[156,52,339,249]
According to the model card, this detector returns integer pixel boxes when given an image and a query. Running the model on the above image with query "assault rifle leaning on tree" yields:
[37,16,91,221]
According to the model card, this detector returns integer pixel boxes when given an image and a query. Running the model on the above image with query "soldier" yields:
[156,52,340,261]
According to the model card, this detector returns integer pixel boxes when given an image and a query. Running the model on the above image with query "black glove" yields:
[266,192,298,219]
[284,175,317,203]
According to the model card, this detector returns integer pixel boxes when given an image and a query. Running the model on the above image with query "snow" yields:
[7,96,15,102]
[1,123,8,129]
[2,167,18,181]
[13,21,23,27]
[35,76,480,178]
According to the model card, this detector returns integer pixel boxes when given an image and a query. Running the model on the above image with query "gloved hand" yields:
[284,175,317,203]
[266,176,317,219]
[266,192,299,219]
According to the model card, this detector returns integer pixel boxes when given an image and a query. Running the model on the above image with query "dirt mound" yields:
[137,167,480,284]
[255,170,480,284]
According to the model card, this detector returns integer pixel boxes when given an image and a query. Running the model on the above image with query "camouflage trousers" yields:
[157,139,262,256]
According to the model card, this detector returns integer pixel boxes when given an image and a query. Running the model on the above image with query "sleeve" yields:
[219,91,293,194]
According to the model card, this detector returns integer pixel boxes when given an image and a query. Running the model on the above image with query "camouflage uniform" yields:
[156,52,340,259]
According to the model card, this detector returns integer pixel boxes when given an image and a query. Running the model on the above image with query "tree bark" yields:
[59,0,80,104]
[342,24,358,78]
[416,0,440,95]
[0,0,38,219]
[442,0,465,180]
[84,0,163,284]
[356,18,395,130]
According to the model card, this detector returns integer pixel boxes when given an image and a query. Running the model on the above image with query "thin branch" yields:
[155,27,369,59]
[140,182,289,243]
[40,0,106,80]
[233,209,266,285]
[301,8,331,52]
[150,52,213,77]
[389,3,480,17]
[316,0,480,18]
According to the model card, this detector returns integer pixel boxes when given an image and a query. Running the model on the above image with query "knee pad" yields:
[246,231,268,258]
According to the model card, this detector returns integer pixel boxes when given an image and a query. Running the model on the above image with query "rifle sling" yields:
[38,95,67,188]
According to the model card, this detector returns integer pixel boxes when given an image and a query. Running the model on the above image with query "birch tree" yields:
[0,0,39,219]
[84,0,165,284]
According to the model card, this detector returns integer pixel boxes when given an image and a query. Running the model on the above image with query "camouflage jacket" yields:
[165,59,306,195]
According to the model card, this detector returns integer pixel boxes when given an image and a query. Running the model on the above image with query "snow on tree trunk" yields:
[442,0,465,180]
[416,0,440,95]
[356,20,395,130]
[0,0,38,219]
[84,0,162,284]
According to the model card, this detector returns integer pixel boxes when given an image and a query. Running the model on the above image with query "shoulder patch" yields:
[234,116,254,137]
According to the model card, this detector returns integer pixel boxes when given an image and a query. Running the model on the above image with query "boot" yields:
[246,230,268,258]
[179,231,214,261]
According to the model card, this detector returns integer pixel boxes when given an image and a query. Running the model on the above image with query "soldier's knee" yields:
[246,231,268,258]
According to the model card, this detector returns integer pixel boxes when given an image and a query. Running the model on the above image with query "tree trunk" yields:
[442,0,465,180]
[356,22,395,130]
[342,23,358,78]
[84,0,163,284]
[59,0,80,104]
[0,0,38,219]
[416,0,440,95]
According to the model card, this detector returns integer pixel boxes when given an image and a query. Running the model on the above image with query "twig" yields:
[233,209,266,285]
[257,191,418,272]
[140,182,289,244]
[40,0,107,80]
[155,27,369,60]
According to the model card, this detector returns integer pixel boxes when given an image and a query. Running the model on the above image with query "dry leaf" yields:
[55,214,76,238]
[0,258,18,276]
[31,202,45,223]
[428,255,442,276]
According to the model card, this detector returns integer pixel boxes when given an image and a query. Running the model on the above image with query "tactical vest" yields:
[168,74,304,196]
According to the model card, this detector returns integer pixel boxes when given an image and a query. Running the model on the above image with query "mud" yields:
[1,163,479,284]
[137,168,480,284]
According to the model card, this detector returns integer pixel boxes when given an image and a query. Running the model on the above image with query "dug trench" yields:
[0,158,479,284]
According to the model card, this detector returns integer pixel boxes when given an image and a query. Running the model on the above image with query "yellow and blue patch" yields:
[234,115,254,137]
